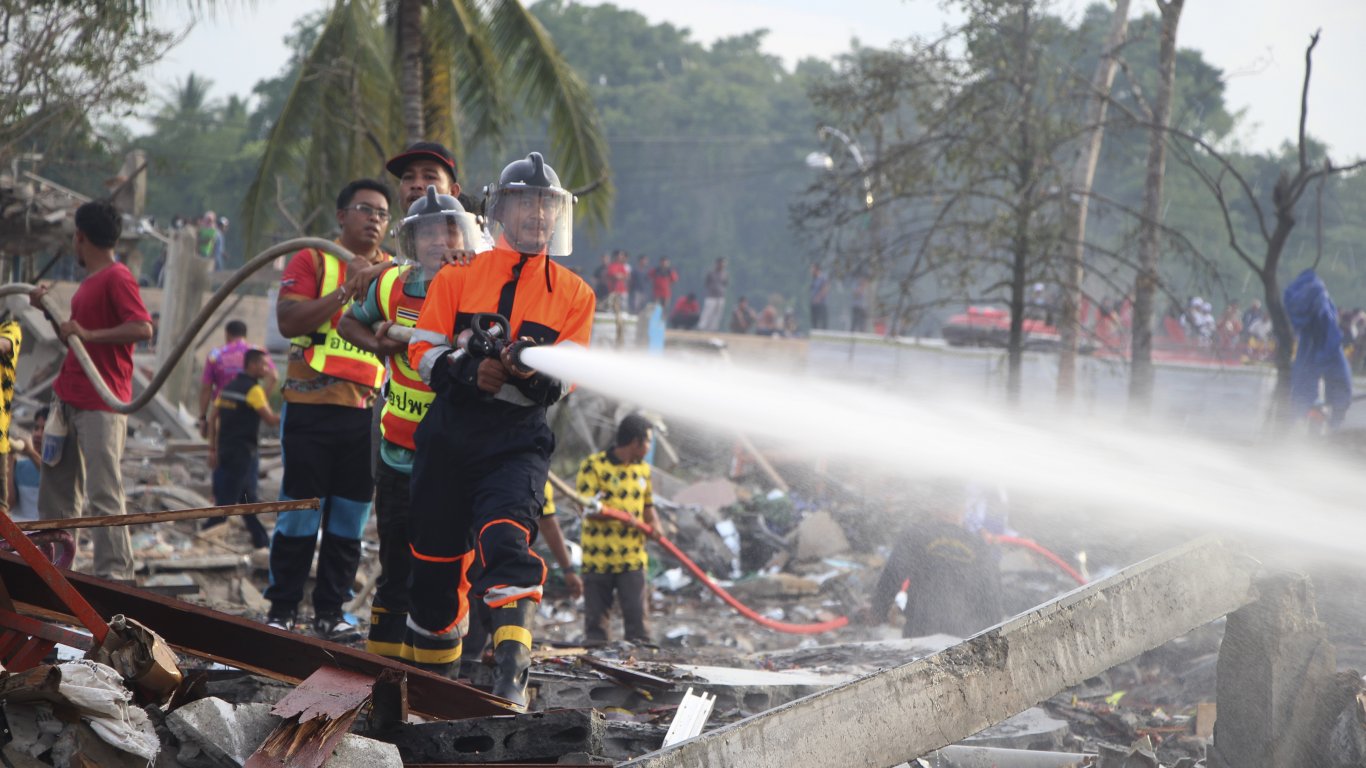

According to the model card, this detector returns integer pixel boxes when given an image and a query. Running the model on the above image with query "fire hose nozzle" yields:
[505,339,537,376]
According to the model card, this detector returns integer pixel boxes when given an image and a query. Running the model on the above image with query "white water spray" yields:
[523,344,1364,564]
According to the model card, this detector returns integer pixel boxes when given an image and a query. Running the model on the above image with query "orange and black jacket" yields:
[409,243,595,412]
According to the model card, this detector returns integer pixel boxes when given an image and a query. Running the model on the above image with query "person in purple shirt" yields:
[198,320,277,546]
[197,319,277,437]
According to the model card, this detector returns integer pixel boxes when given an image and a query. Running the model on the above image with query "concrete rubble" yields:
[0,331,1362,765]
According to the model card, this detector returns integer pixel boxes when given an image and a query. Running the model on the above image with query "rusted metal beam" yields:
[582,655,674,689]
[0,511,108,644]
[17,498,320,531]
[0,608,92,651]
[245,666,373,768]
[0,551,511,720]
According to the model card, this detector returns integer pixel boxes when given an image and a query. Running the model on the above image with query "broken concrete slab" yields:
[530,660,851,717]
[791,510,849,561]
[961,706,1071,751]
[919,746,1098,767]
[325,734,401,768]
[166,697,280,768]
[1208,573,1353,768]
[672,479,738,513]
[599,720,669,762]
[389,708,607,764]
[618,537,1259,768]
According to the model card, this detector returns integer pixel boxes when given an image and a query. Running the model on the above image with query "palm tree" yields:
[162,73,215,122]
[241,0,611,249]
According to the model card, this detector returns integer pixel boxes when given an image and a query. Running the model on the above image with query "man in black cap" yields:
[386,141,461,212]
[343,142,468,305]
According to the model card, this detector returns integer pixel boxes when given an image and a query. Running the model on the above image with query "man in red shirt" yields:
[650,257,678,307]
[605,250,630,312]
[30,201,152,581]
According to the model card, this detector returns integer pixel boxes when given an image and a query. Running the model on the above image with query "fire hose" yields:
[546,471,850,635]
[0,237,379,413]
[988,534,1088,586]
[0,238,366,646]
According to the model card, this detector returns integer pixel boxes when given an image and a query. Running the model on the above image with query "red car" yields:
[941,306,1061,350]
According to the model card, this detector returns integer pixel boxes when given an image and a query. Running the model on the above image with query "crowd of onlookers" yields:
[1088,292,1366,370]
[1077,294,1278,361]
[1162,296,1274,359]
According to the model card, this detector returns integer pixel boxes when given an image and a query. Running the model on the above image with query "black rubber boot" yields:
[401,618,464,679]
[489,601,536,710]
[411,658,457,678]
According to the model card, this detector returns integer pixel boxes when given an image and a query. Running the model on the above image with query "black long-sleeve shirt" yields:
[870,519,1005,639]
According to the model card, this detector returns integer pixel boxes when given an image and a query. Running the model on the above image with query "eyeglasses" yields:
[343,203,391,221]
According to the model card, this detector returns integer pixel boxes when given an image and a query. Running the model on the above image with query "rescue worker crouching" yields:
[337,186,481,661]
[407,152,594,708]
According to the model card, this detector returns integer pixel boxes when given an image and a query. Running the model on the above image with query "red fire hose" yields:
[596,504,849,635]
[548,474,848,635]
[989,534,1088,586]
[547,479,1085,632]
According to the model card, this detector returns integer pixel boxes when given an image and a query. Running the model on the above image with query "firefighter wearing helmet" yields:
[405,154,595,707]
[337,186,481,662]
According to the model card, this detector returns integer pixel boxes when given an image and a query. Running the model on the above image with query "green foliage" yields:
[0,0,174,162]
[236,0,614,253]
[800,0,1366,345]
[528,1,825,311]
[240,0,400,250]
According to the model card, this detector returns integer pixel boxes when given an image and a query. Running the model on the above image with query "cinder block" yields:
[391,708,606,764]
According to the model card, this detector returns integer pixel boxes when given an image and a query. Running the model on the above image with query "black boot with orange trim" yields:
[489,600,536,711]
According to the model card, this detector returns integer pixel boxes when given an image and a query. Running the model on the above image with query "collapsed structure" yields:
[0,198,1363,765]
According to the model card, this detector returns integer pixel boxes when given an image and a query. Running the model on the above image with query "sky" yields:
[146,0,1366,159]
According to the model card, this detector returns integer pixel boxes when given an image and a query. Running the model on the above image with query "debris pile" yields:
[0,368,1361,765]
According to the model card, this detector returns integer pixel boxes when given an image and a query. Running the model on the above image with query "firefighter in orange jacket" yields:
[407,153,594,707]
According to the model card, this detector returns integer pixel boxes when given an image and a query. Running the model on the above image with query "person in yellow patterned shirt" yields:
[575,413,659,644]
[0,318,22,511]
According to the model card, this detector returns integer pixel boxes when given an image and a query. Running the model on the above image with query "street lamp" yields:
[809,126,873,209]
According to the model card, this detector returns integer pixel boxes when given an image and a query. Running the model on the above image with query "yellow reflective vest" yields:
[290,249,386,390]
[376,265,434,450]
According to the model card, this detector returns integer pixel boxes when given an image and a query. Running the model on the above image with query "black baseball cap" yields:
[385,141,458,182]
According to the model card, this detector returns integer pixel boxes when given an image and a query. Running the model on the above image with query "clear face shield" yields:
[488,186,574,257]
[398,210,483,287]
